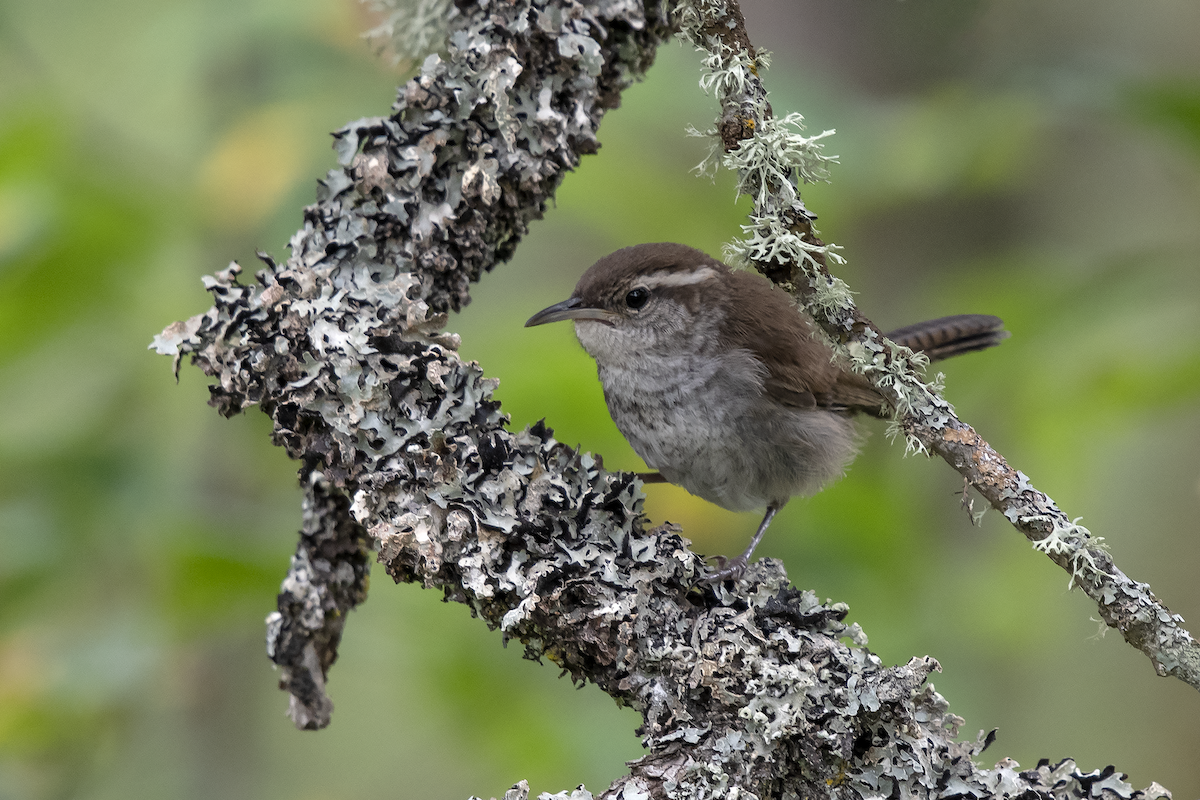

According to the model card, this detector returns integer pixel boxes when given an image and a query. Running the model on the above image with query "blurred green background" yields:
[2,0,1199,797]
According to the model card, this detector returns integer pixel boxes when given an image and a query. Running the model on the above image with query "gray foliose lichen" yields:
[152,0,1172,797]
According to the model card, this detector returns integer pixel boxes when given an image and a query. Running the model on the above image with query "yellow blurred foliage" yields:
[196,104,310,230]
[0,184,51,266]
[0,632,47,707]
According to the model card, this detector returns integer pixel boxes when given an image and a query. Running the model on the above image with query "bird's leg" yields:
[636,471,668,484]
[701,504,781,584]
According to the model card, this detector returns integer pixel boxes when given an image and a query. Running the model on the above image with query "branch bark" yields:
[676,0,1200,693]
[152,0,1183,797]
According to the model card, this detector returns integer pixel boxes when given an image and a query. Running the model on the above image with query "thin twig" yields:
[678,0,1200,692]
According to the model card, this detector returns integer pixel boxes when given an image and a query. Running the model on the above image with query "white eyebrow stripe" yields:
[639,266,719,289]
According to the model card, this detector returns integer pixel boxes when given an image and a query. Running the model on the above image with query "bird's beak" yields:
[525,297,617,327]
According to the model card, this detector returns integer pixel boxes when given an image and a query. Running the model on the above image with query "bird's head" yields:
[524,243,729,363]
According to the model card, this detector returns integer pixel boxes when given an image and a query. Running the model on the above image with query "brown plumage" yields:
[572,243,1004,413]
[527,243,1007,580]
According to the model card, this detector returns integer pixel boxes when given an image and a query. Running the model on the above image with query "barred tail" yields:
[885,314,1009,362]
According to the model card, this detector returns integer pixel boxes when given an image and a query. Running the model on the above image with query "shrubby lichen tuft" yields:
[155,0,1188,795]
[362,0,458,64]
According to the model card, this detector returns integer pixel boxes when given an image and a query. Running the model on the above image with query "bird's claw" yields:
[698,554,749,585]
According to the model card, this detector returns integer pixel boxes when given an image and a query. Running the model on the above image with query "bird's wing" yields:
[723,271,887,414]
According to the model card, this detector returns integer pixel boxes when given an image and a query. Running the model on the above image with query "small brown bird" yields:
[526,243,1006,581]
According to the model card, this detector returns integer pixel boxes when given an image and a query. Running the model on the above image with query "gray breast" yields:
[597,348,860,512]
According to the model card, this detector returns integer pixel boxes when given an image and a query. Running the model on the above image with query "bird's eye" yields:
[625,287,650,310]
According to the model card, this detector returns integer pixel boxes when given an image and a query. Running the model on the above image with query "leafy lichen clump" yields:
[154,0,1183,796]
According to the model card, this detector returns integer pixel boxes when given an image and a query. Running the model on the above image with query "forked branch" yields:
[152,0,1183,797]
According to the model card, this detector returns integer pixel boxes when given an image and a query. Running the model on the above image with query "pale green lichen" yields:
[1024,515,1107,590]
[723,113,838,205]
[676,3,842,274]
[361,0,457,64]
[724,217,846,275]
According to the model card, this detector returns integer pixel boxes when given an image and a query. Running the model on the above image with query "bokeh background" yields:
[2,0,1200,797]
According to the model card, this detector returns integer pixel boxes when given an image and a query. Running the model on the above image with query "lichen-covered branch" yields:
[674,0,1200,694]
[152,0,1177,797]
[265,473,372,730]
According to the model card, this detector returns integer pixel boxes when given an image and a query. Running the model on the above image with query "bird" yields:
[525,243,1007,581]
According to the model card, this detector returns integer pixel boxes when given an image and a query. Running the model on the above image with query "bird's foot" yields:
[695,505,781,586]
[699,554,750,585]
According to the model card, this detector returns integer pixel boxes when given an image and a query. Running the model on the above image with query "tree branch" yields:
[676,0,1200,693]
[265,473,372,730]
[151,0,1180,796]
